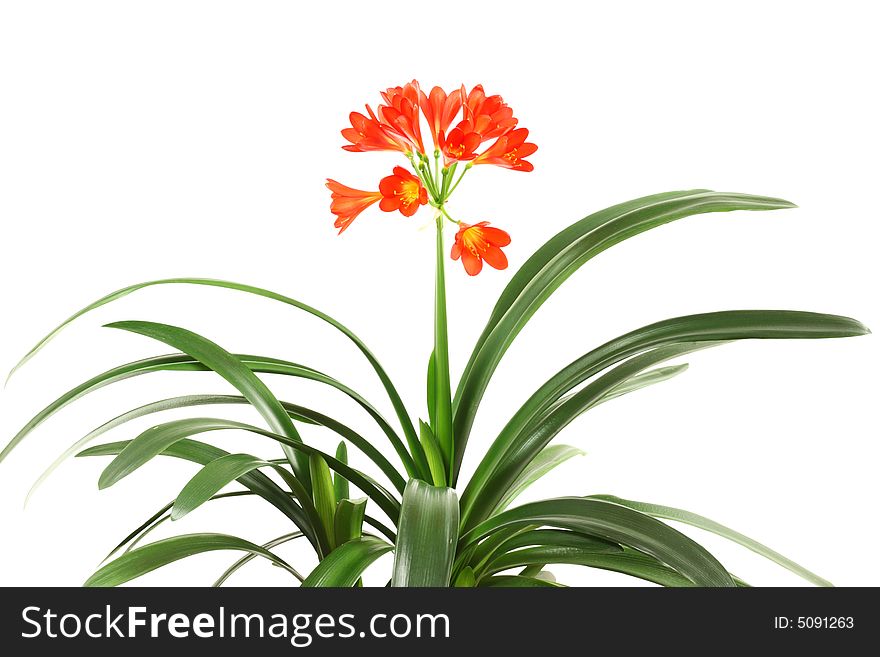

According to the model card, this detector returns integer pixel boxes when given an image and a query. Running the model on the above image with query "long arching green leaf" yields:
[103,321,310,486]
[452,191,801,481]
[5,277,422,474]
[91,418,400,522]
[84,533,301,587]
[462,342,721,528]
[391,479,459,587]
[487,546,692,587]
[492,445,585,514]
[462,309,869,526]
[460,497,736,587]
[589,495,832,587]
[5,352,417,481]
[301,536,392,587]
[170,453,304,522]
[78,437,321,553]
[214,532,306,586]
[102,490,259,563]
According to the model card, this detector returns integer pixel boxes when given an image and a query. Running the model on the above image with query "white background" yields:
[1,1,877,587]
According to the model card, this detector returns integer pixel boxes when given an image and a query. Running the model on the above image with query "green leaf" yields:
[391,479,459,587]
[5,277,420,477]
[453,566,476,587]
[84,533,301,587]
[464,342,720,528]
[463,307,870,528]
[214,532,306,586]
[433,222,454,472]
[301,536,392,587]
[333,442,350,502]
[334,498,367,547]
[103,490,256,563]
[105,320,310,486]
[492,445,585,514]
[590,495,832,587]
[426,351,436,430]
[419,420,447,487]
[168,453,310,525]
[26,392,406,504]
[452,191,808,481]
[91,418,400,523]
[4,352,418,483]
[460,497,736,587]
[310,454,337,549]
[587,363,688,409]
[495,548,690,587]
[79,437,318,549]
[480,575,563,587]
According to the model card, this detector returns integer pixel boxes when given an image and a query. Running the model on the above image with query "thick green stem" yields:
[433,213,455,473]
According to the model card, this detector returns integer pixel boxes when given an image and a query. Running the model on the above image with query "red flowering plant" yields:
[2,81,868,588]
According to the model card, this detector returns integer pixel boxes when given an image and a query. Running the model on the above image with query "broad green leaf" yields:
[452,190,803,480]
[333,442,350,501]
[334,498,367,547]
[590,495,832,587]
[310,454,337,549]
[84,533,300,587]
[432,222,454,472]
[4,351,417,482]
[301,536,392,587]
[214,532,305,586]
[463,307,869,527]
[460,497,736,587]
[492,445,585,514]
[419,420,446,486]
[91,418,400,522]
[391,479,459,587]
[5,277,420,476]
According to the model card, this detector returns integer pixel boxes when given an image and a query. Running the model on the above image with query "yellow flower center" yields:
[397,179,421,208]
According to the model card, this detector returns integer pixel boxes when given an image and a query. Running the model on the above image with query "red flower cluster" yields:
[328,81,535,275]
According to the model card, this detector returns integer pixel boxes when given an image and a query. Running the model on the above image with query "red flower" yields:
[462,84,518,141]
[473,128,537,171]
[377,81,426,155]
[378,166,428,216]
[326,180,382,234]
[440,119,482,164]
[420,86,463,150]
[342,106,409,153]
[450,222,511,276]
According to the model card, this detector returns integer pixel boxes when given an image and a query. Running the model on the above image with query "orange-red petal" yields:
[326,179,382,234]
[451,221,511,276]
